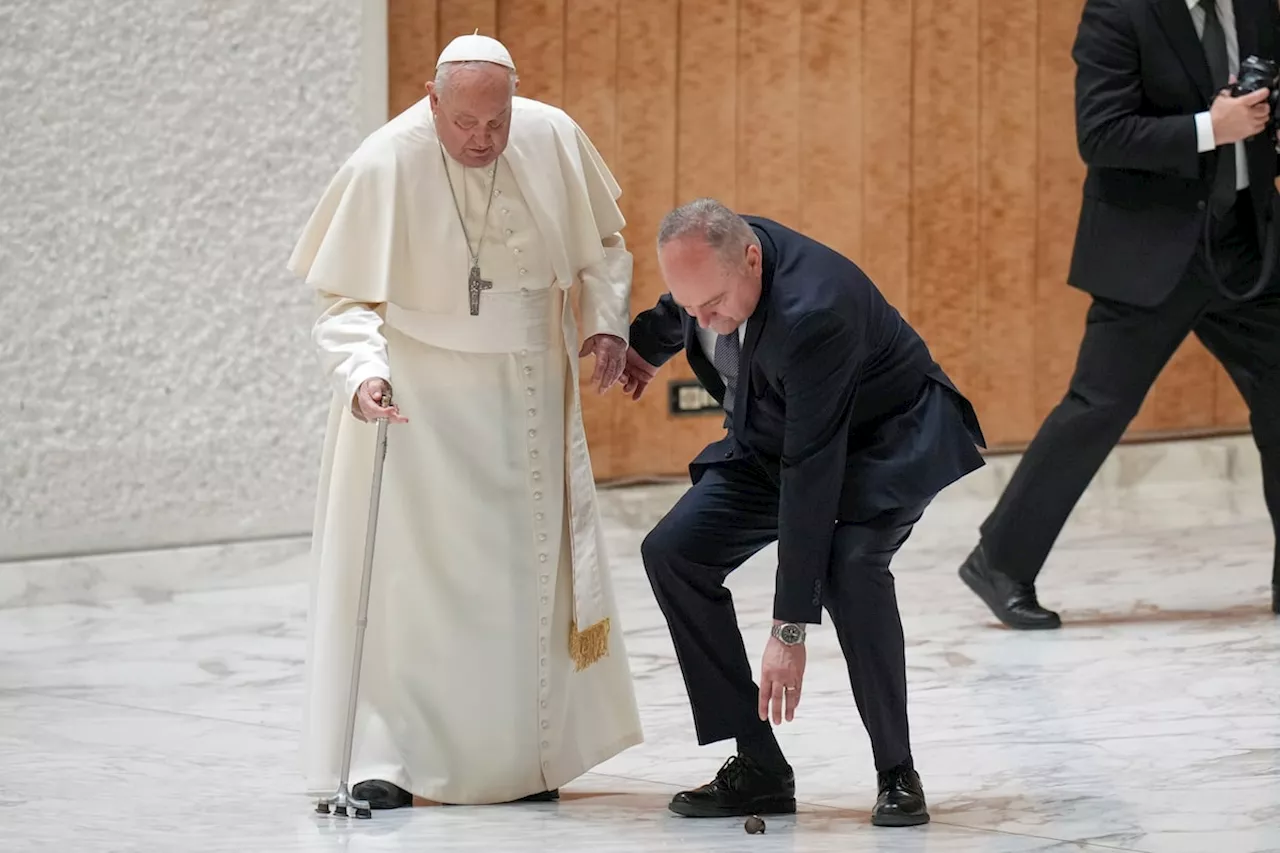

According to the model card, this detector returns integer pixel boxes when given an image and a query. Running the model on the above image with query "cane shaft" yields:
[337,408,392,787]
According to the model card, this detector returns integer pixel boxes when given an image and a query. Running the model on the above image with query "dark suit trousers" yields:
[640,458,926,772]
[981,193,1280,587]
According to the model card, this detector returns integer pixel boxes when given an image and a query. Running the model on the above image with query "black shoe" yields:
[872,763,929,827]
[668,755,796,818]
[440,789,559,807]
[1272,584,1278,616]
[351,779,413,810]
[959,545,1061,630]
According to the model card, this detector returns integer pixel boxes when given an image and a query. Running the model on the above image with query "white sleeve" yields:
[1194,111,1216,153]
[311,295,390,404]
[578,231,634,343]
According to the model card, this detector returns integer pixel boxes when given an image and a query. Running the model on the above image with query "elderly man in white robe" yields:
[287,33,643,809]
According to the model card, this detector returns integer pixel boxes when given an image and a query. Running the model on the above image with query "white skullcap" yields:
[436,30,516,71]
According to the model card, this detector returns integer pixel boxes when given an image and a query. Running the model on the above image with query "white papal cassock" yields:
[286,94,643,805]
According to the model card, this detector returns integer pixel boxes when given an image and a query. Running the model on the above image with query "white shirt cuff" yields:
[1195,111,1216,152]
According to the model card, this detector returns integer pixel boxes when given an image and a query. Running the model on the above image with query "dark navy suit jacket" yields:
[1066,0,1280,306]
[628,216,987,623]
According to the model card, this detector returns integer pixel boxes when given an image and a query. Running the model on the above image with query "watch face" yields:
[779,623,803,644]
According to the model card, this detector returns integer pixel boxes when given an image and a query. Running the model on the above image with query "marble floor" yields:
[1,460,1278,852]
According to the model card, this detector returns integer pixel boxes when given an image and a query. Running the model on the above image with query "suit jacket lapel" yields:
[684,321,727,399]
[731,225,776,439]
[1235,0,1259,62]
[732,315,764,438]
[1152,0,1214,101]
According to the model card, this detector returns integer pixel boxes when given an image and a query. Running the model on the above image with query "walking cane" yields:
[315,392,393,820]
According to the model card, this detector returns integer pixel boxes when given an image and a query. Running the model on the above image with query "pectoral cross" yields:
[468,264,492,316]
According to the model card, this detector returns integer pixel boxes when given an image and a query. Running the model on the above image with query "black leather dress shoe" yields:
[959,545,1061,630]
[872,763,929,827]
[668,755,796,818]
[351,779,413,809]
[439,788,559,806]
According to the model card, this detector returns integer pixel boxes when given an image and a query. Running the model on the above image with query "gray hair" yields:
[656,198,759,267]
[435,60,518,96]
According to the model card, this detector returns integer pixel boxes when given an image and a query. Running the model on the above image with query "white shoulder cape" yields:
[287,96,627,315]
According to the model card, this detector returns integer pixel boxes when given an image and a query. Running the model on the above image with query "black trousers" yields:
[640,459,927,772]
[981,193,1280,586]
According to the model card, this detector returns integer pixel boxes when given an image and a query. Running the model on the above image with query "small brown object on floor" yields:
[744,815,766,834]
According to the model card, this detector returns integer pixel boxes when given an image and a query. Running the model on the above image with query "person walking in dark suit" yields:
[959,0,1280,630]
[616,199,987,827]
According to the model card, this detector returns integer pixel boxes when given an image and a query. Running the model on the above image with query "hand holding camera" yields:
[1209,56,1280,146]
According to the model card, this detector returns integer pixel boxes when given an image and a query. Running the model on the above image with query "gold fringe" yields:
[568,618,610,671]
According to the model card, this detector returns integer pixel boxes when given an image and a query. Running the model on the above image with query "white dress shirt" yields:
[1189,0,1250,190]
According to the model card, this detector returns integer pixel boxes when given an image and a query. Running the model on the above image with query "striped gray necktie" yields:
[712,331,740,418]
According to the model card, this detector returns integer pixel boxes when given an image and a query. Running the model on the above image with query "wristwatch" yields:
[771,622,806,646]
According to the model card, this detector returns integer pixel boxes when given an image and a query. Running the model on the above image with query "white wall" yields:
[0,0,384,559]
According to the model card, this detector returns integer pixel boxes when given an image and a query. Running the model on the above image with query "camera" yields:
[1203,54,1280,305]
[1230,55,1280,134]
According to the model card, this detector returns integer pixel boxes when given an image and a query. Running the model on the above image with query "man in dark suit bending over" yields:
[959,0,1280,630]
[617,199,987,827]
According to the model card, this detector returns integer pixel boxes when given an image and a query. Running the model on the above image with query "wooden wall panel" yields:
[860,0,913,311]
[496,0,565,105]
[978,0,1039,440]
[677,0,738,205]
[388,0,436,117]
[387,0,1256,481]
[563,0,619,162]
[736,0,802,223]
[798,0,863,263]
[910,0,981,401]
[436,0,497,49]
[612,0,681,477]
[659,0,741,474]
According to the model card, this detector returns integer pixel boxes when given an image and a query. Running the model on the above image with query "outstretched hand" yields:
[758,635,806,725]
[580,334,628,394]
[618,348,660,401]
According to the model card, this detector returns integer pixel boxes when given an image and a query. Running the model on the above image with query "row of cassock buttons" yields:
[524,351,554,769]
[495,188,529,278]
[501,187,551,773]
